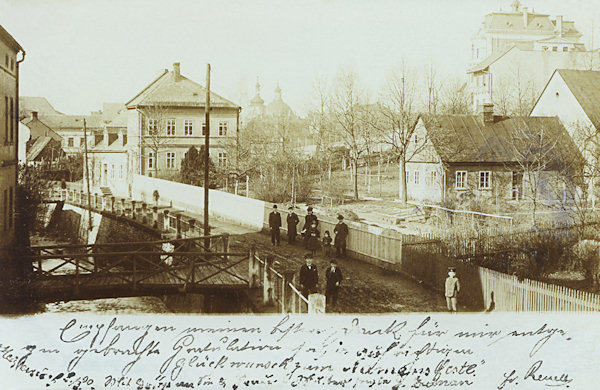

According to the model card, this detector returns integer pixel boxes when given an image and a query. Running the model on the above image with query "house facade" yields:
[126,63,240,180]
[85,129,128,193]
[406,107,582,206]
[0,25,23,285]
[467,1,597,112]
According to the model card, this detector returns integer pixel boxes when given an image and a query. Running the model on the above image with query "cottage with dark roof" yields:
[126,62,240,179]
[406,105,583,204]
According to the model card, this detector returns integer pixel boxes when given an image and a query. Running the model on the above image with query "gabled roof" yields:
[126,68,240,109]
[27,137,53,161]
[21,116,62,141]
[0,25,24,52]
[555,69,600,129]
[40,114,103,130]
[468,42,532,73]
[417,113,582,169]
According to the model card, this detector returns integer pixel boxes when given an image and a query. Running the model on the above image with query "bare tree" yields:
[329,69,369,200]
[440,76,471,114]
[492,65,537,116]
[368,62,424,204]
[139,104,171,178]
[424,59,441,114]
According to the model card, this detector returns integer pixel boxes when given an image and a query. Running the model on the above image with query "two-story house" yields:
[0,24,24,288]
[126,63,240,179]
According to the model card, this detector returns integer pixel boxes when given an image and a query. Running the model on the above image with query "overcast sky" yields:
[1,0,599,117]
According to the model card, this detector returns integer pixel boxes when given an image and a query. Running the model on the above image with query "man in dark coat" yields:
[299,253,318,298]
[325,259,343,307]
[286,206,299,244]
[334,214,349,257]
[269,204,281,246]
[302,206,318,248]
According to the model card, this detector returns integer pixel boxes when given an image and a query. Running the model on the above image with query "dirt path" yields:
[229,231,448,313]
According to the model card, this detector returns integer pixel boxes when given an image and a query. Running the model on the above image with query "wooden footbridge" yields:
[25,234,252,303]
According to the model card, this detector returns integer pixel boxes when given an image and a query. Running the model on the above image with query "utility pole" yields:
[83,119,92,231]
[204,63,211,242]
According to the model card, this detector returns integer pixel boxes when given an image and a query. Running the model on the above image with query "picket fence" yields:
[479,267,600,312]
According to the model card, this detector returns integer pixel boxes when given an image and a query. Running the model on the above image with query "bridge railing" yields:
[252,252,315,314]
[26,234,248,301]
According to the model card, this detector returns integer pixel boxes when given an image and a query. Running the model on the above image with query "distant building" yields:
[245,78,266,119]
[467,0,598,112]
[126,62,241,179]
[86,129,128,194]
[406,106,582,204]
[0,24,24,285]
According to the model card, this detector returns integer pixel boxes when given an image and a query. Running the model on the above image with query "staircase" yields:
[99,187,113,197]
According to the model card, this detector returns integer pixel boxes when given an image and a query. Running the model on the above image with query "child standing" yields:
[322,231,333,256]
[306,222,321,257]
[444,267,460,313]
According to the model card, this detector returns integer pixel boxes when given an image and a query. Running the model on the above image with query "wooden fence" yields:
[479,267,600,312]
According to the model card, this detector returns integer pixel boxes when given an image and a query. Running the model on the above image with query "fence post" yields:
[153,206,159,229]
[121,198,126,216]
[111,196,116,213]
[142,202,148,224]
[282,270,295,313]
[188,218,196,236]
[176,213,181,238]
[263,255,274,305]
[163,210,170,231]
[248,247,259,288]
[131,200,137,220]
[308,294,326,314]
[222,233,229,261]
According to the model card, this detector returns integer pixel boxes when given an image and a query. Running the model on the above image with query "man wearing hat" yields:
[445,267,461,313]
[286,206,300,245]
[299,253,319,298]
[334,214,349,257]
[268,204,281,246]
[302,206,319,249]
[325,259,343,307]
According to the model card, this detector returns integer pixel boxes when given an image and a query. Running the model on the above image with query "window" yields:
[219,121,228,136]
[478,171,491,189]
[4,96,7,143]
[147,119,157,135]
[552,46,558,52]
[406,171,410,183]
[148,152,155,169]
[8,187,12,229]
[455,171,467,189]
[542,46,548,51]
[80,137,85,147]
[563,47,568,52]
[201,122,206,136]
[166,119,176,136]
[111,164,115,179]
[4,55,7,68]
[9,98,13,143]
[119,164,123,179]
[512,171,523,200]
[414,170,420,185]
[184,119,193,135]
[414,134,418,144]
[218,152,228,168]
[68,137,74,147]
[430,170,437,186]
[10,58,14,71]
[166,152,176,169]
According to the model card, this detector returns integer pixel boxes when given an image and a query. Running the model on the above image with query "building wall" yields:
[469,49,600,111]
[0,31,19,277]
[127,106,238,178]
[87,151,128,191]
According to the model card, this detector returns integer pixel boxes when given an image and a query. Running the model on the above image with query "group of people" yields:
[268,205,349,258]
[299,253,343,307]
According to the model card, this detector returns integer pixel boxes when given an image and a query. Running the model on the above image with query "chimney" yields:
[523,7,529,28]
[173,62,181,81]
[481,103,494,124]
[556,15,563,38]
[31,111,38,120]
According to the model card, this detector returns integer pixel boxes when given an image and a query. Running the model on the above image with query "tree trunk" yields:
[353,158,359,200]
[400,158,408,205]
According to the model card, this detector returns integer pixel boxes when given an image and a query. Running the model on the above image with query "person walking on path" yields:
[286,206,299,245]
[445,267,460,313]
[299,253,319,298]
[306,222,321,257]
[325,259,343,307]
[322,231,333,256]
[302,206,319,249]
[334,214,349,257]
[269,204,282,246]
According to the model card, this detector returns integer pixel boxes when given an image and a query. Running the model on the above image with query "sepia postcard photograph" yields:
[0,0,599,388]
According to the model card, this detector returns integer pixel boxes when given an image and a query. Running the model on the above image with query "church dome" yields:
[266,83,294,117]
